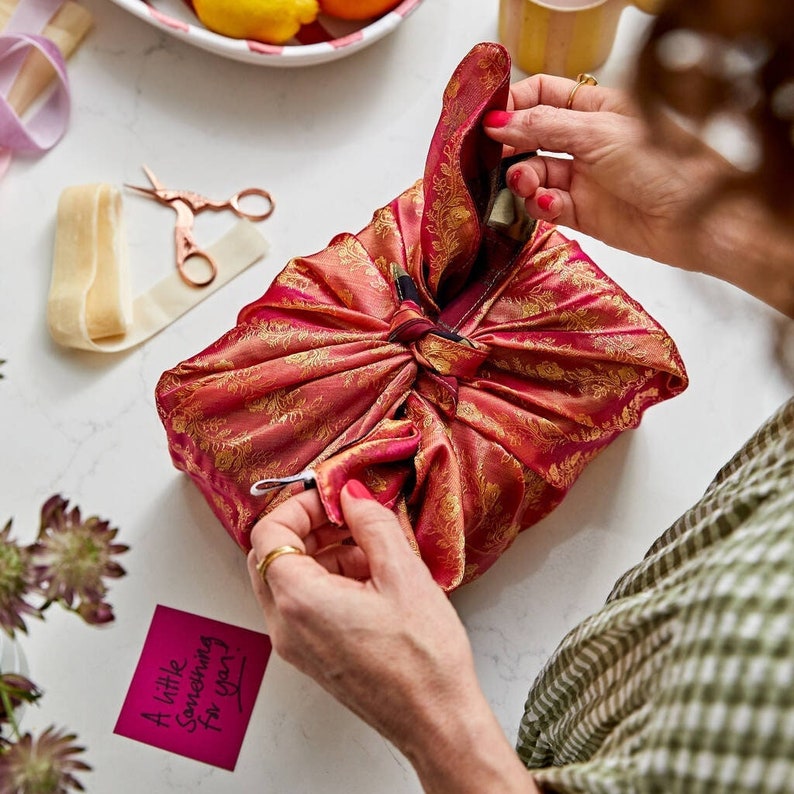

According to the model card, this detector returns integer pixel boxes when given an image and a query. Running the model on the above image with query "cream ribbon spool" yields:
[47,183,268,352]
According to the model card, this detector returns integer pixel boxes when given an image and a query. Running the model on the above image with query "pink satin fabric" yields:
[156,43,688,591]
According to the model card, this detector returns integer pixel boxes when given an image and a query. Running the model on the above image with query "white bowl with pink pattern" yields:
[107,0,426,67]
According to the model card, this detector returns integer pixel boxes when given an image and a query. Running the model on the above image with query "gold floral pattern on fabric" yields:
[155,43,688,590]
[424,148,473,285]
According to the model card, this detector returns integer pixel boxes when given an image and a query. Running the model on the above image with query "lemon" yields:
[193,0,320,45]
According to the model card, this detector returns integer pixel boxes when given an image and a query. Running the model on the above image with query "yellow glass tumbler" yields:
[499,0,660,78]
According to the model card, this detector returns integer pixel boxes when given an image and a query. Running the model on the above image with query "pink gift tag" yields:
[114,605,272,770]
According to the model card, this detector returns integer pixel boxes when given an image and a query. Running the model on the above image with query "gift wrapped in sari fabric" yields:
[155,42,688,591]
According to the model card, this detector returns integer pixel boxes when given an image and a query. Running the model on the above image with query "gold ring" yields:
[256,545,305,584]
[566,73,598,110]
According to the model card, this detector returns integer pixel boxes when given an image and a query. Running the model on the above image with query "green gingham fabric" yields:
[517,397,794,793]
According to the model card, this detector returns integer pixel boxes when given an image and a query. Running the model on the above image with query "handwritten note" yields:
[114,605,272,770]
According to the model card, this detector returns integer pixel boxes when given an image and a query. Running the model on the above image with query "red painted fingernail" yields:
[537,193,554,211]
[508,169,522,191]
[345,479,375,500]
[483,110,512,128]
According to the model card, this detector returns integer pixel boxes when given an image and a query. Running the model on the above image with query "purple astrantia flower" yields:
[31,496,129,626]
[0,726,90,793]
[0,521,41,638]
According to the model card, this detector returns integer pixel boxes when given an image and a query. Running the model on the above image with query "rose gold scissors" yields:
[125,165,275,287]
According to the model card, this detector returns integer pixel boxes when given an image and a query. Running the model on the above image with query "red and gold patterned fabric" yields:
[155,43,687,591]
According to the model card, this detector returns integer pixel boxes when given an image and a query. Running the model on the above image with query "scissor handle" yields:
[229,187,275,222]
[175,233,218,287]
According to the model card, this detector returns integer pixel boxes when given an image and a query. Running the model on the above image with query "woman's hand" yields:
[247,482,538,794]
[483,73,727,269]
[484,73,794,317]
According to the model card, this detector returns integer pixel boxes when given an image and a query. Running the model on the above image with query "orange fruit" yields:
[319,0,401,21]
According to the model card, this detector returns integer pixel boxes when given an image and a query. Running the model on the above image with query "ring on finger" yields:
[256,544,305,584]
[566,73,598,110]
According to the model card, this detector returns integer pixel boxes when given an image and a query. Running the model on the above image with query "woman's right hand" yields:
[483,73,729,271]
[247,484,539,794]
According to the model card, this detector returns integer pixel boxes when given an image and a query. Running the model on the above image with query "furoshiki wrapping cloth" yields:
[155,42,688,591]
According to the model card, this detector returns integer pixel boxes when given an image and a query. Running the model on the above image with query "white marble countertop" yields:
[2,1,791,791]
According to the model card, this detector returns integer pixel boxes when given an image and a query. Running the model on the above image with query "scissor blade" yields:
[142,164,164,189]
[123,183,159,198]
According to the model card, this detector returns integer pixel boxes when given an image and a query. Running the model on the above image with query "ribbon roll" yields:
[47,183,269,352]
[0,0,92,178]
[0,32,68,151]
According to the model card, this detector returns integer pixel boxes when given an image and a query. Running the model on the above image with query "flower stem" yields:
[0,667,23,742]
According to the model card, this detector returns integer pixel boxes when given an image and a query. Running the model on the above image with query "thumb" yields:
[339,480,420,582]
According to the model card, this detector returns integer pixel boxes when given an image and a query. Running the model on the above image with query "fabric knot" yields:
[387,267,490,416]
[388,266,464,345]
[389,302,439,345]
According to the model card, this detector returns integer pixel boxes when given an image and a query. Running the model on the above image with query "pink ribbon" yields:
[0,0,70,179]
